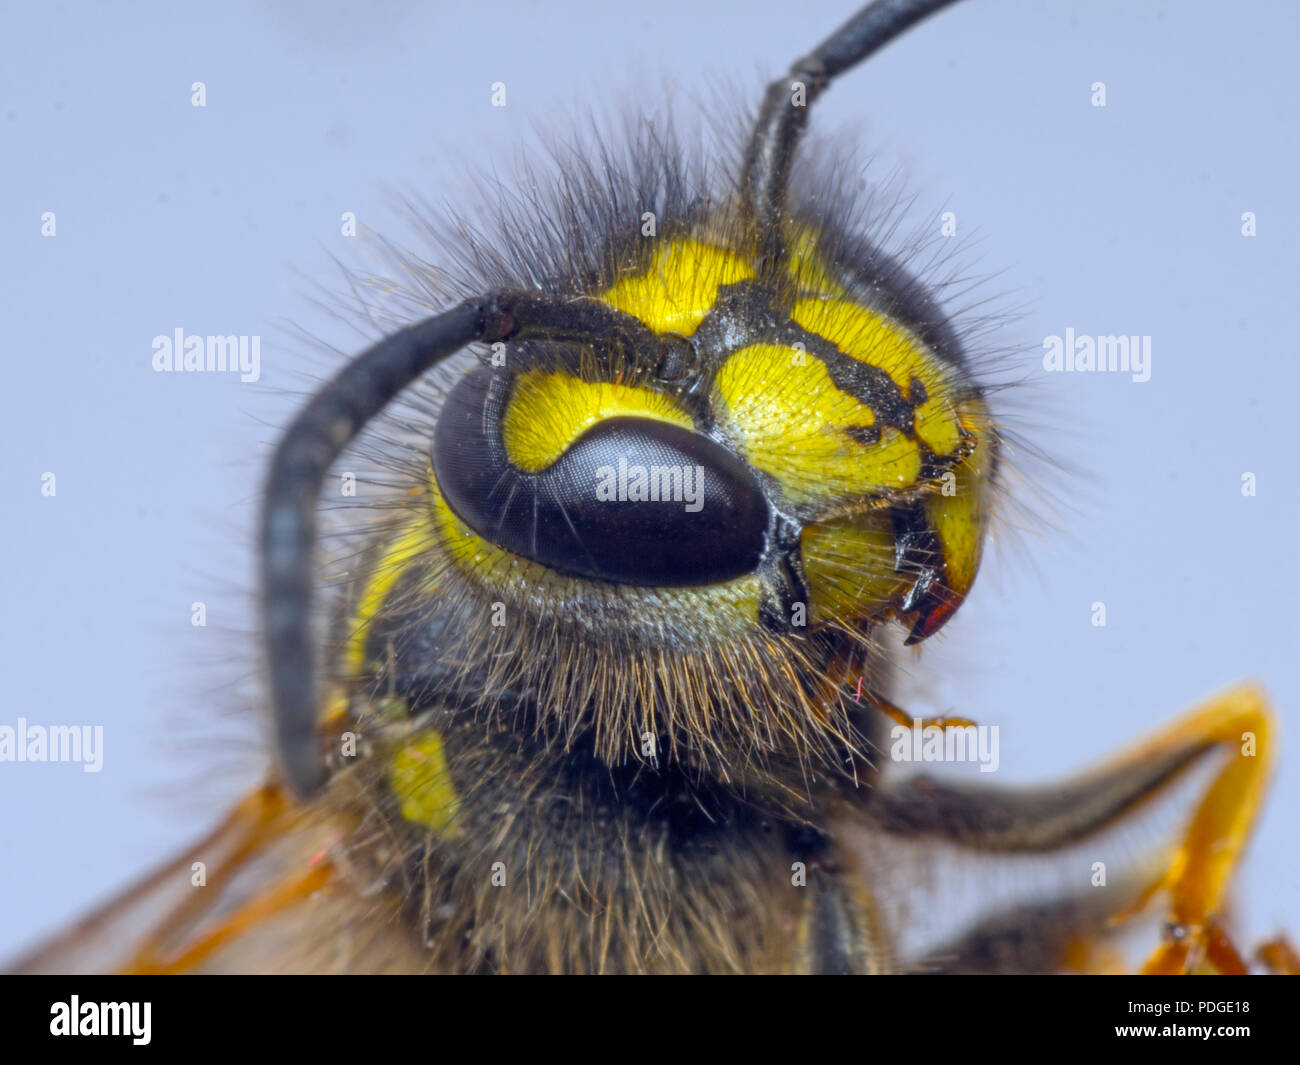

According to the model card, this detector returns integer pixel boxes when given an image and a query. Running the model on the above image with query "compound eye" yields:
[432,367,770,586]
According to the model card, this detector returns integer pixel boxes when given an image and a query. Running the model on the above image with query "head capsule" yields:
[259,0,1000,799]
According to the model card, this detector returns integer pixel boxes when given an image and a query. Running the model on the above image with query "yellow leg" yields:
[1256,935,1300,975]
[1136,684,1275,974]
[873,682,1280,973]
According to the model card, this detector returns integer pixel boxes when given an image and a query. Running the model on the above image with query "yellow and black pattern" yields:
[294,6,1009,972]
[12,0,1282,982]
[421,234,992,631]
[326,216,997,828]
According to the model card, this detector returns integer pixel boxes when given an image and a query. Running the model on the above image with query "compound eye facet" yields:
[432,367,770,586]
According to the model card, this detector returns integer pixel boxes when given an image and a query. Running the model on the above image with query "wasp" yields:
[14,0,1294,975]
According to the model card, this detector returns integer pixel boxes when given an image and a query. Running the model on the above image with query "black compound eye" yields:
[432,366,770,586]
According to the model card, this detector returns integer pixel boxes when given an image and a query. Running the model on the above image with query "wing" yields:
[9,783,426,975]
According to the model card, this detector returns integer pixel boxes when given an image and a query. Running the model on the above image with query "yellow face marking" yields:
[783,224,850,300]
[388,730,460,832]
[501,371,693,473]
[344,510,436,677]
[426,470,762,631]
[600,239,754,335]
[713,343,921,504]
[791,297,965,457]
[801,512,911,624]
[923,398,992,604]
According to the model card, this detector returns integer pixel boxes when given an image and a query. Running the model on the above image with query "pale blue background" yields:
[2,0,1296,961]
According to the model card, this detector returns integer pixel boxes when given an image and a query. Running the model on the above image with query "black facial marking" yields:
[653,332,699,383]
[843,424,882,448]
[778,319,917,436]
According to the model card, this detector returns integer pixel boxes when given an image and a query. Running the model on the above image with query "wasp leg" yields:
[1256,935,1300,975]
[867,684,1276,974]
[909,882,1151,974]
[793,862,894,974]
